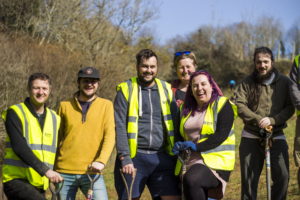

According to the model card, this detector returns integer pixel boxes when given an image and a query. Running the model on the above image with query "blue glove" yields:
[181,141,197,151]
[172,141,183,155]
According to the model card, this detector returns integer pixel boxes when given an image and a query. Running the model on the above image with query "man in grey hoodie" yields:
[289,54,300,190]
[236,46,294,200]
[114,49,180,200]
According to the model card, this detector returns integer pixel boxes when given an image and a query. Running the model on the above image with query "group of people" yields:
[1,47,299,200]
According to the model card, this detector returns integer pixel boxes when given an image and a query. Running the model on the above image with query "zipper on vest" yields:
[148,89,153,152]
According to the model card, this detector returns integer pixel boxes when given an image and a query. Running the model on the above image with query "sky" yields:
[151,0,300,45]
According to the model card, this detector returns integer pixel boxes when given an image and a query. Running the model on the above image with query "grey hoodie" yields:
[114,81,177,166]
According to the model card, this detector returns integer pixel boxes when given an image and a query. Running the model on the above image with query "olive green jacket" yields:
[236,68,295,137]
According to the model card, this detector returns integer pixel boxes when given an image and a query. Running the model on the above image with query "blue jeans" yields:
[55,173,108,200]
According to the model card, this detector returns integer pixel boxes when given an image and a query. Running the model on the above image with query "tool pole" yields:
[176,149,191,200]
[265,137,271,200]
[86,165,101,200]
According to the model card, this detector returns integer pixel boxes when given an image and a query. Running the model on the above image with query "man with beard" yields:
[54,67,115,200]
[236,46,294,200]
[289,54,300,190]
[114,49,180,200]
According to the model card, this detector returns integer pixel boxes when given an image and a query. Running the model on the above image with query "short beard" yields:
[79,89,97,100]
[137,73,156,86]
[253,65,274,84]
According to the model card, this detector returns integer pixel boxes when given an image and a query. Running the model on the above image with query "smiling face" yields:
[136,56,157,86]
[77,78,99,101]
[176,58,196,84]
[255,53,273,76]
[27,79,51,107]
[192,74,213,108]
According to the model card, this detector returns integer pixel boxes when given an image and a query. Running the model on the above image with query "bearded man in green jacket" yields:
[236,46,294,200]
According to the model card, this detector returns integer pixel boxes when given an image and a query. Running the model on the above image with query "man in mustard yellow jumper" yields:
[54,67,115,200]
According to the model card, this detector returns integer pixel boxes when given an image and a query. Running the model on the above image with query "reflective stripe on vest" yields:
[116,77,175,158]
[175,96,237,175]
[294,55,300,116]
[1,103,60,190]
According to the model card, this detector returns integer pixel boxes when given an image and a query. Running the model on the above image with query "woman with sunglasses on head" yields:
[172,70,237,200]
[171,51,197,107]
[171,51,222,108]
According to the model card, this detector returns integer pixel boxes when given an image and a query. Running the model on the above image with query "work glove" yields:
[172,141,183,155]
[180,141,198,152]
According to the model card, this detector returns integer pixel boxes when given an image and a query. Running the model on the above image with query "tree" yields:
[0,0,40,33]
[287,18,300,57]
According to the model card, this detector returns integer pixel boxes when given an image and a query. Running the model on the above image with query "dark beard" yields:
[248,65,274,111]
[253,65,274,84]
[137,73,156,85]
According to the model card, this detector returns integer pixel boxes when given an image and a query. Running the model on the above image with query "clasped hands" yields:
[259,117,271,129]
[171,141,197,155]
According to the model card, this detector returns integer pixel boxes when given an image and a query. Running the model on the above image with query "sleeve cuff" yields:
[120,155,133,167]
[40,166,50,177]
[269,117,275,125]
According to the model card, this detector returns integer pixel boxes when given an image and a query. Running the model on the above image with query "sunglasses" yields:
[174,51,191,57]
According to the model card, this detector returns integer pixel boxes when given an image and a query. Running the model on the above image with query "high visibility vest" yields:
[116,77,175,158]
[294,55,300,116]
[1,103,60,190]
[175,96,237,175]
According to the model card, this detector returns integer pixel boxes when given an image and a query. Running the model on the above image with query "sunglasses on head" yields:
[174,51,191,57]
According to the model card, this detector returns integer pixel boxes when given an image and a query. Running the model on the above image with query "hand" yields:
[181,141,197,151]
[45,169,63,183]
[122,164,135,178]
[172,141,183,155]
[259,117,271,129]
[90,162,105,173]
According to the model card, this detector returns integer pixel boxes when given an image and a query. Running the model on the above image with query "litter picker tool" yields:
[119,168,137,200]
[86,165,101,200]
[176,149,191,200]
[259,126,273,200]
[49,179,64,200]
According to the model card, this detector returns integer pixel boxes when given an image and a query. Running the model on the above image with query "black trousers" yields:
[239,137,289,200]
[3,179,46,200]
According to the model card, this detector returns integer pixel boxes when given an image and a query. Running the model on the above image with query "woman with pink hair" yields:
[172,70,237,200]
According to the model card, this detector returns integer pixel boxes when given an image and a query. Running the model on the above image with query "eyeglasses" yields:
[174,51,191,57]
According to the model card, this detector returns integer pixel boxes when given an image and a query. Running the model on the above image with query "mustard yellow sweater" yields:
[54,94,115,174]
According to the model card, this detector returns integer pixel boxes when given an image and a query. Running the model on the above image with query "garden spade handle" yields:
[119,168,137,200]
[49,179,64,200]
[86,164,101,200]
[176,149,191,200]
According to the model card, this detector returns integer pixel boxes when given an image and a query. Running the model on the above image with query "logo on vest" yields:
[203,121,213,125]
[45,133,51,137]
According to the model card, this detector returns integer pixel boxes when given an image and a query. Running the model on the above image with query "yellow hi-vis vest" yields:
[116,77,175,158]
[294,55,300,116]
[175,96,237,176]
[1,103,60,190]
